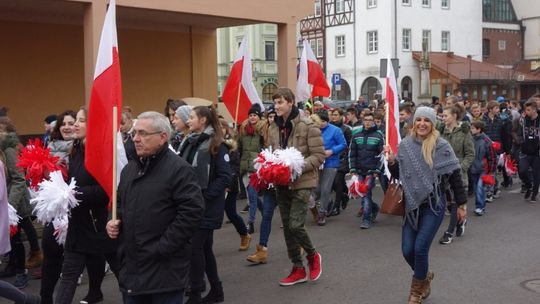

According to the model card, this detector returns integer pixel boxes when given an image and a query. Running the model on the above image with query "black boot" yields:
[247,222,255,234]
[202,281,224,304]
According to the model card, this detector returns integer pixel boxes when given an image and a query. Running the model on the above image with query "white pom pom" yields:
[52,215,69,245]
[253,148,278,171]
[30,170,80,224]
[7,204,21,226]
[274,147,305,181]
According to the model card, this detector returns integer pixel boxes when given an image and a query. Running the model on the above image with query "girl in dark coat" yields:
[55,107,119,304]
[179,106,231,304]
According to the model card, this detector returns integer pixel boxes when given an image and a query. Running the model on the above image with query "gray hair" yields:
[137,111,172,137]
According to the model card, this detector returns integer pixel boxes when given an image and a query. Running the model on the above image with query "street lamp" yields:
[296,39,304,60]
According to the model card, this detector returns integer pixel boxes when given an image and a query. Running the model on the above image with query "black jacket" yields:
[179,135,231,230]
[331,121,352,172]
[65,141,116,254]
[116,145,205,295]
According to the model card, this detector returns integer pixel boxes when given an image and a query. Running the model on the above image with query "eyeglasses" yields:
[130,130,162,139]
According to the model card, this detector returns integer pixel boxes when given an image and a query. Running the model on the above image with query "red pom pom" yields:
[249,172,266,192]
[272,164,291,186]
[481,174,496,185]
[492,141,501,152]
[16,138,61,190]
[9,225,18,237]
[358,181,369,194]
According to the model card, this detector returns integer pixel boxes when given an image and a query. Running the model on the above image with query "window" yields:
[367,0,377,8]
[367,31,378,54]
[402,28,411,51]
[483,0,516,22]
[442,0,449,9]
[262,83,278,101]
[422,30,431,51]
[441,31,450,51]
[483,39,490,57]
[314,0,321,16]
[336,35,345,57]
[316,38,324,58]
[265,41,275,61]
[402,0,411,5]
[422,0,431,7]
[336,0,345,13]
[498,39,506,50]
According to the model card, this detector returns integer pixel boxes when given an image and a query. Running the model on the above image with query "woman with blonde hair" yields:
[386,106,467,303]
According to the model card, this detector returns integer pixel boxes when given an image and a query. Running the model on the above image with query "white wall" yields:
[522,18,540,59]
[325,24,355,98]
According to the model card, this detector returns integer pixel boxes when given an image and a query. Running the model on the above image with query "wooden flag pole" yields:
[385,100,390,159]
[112,106,118,220]
[234,85,241,127]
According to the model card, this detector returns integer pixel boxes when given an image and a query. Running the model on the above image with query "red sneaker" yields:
[307,252,322,281]
[279,266,308,286]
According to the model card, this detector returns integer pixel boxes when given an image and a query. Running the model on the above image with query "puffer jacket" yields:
[330,121,352,172]
[238,120,265,175]
[482,113,512,152]
[471,133,496,175]
[268,107,325,190]
[349,125,384,175]
[438,122,475,187]
[0,133,31,217]
[320,123,346,169]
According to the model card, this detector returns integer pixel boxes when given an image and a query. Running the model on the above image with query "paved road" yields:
[3,184,540,303]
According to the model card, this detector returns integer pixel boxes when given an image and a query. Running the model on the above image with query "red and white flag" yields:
[85,0,128,203]
[222,35,263,124]
[296,39,330,102]
[385,55,401,155]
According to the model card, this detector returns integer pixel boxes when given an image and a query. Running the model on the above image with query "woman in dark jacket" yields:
[40,110,76,304]
[179,106,231,304]
[386,107,467,304]
[220,118,251,251]
[55,107,119,304]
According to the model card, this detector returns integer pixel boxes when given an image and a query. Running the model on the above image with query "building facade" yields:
[320,0,483,102]
[217,24,279,103]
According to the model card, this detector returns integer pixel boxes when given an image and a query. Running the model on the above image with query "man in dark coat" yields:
[107,111,204,303]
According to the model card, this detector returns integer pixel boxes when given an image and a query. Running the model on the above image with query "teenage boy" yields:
[267,88,325,286]
[470,121,497,215]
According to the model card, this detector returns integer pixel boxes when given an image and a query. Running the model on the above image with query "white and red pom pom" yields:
[252,147,305,188]
[52,215,69,245]
[481,174,496,186]
[274,147,305,182]
[8,204,20,237]
[504,154,518,176]
[16,138,64,190]
[346,175,371,199]
[30,170,80,224]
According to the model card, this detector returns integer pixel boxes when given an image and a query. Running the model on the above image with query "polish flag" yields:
[296,39,330,102]
[85,0,128,204]
[385,55,401,155]
[222,35,263,124]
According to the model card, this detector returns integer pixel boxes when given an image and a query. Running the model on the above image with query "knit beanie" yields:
[175,105,193,124]
[44,114,57,124]
[413,106,437,126]
[248,104,262,118]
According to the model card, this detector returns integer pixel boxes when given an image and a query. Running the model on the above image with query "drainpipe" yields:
[394,0,397,58]
[353,1,357,100]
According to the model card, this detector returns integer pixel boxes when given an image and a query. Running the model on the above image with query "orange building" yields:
[0,0,312,135]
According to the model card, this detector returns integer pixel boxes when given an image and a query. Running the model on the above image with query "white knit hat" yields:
[413,106,437,126]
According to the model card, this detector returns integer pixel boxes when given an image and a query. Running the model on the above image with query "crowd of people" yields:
[0,89,539,303]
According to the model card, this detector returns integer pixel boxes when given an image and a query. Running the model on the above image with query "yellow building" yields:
[0,0,312,135]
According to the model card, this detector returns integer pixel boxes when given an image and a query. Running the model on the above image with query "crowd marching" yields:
[0,88,540,304]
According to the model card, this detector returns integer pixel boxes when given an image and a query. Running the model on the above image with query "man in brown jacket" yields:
[267,88,325,286]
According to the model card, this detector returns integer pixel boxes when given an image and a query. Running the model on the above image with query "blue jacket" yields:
[321,123,347,169]
[349,125,384,175]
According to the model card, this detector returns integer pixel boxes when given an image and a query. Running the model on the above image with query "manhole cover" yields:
[521,279,540,293]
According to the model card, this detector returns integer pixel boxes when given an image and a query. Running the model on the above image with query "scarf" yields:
[397,136,461,229]
[275,106,299,149]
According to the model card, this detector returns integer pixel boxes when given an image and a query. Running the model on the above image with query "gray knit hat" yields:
[413,106,437,126]
[175,105,193,124]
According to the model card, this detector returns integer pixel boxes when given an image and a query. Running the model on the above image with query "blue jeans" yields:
[259,190,277,247]
[360,174,378,221]
[0,280,27,303]
[471,173,486,210]
[402,202,445,280]
[224,189,248,235]
[247,184,263,224]
[123,290,183,304]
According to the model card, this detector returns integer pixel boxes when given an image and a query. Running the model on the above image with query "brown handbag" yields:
[381,180,405,216]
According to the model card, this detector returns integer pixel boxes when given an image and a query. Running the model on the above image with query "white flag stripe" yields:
[237,36,263,108]
[94,0,118,79]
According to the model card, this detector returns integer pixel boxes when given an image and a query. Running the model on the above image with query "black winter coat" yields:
[65,142,116,254]
[116,145,205,295]
[348,125,384,175]
[179,135,231,230]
